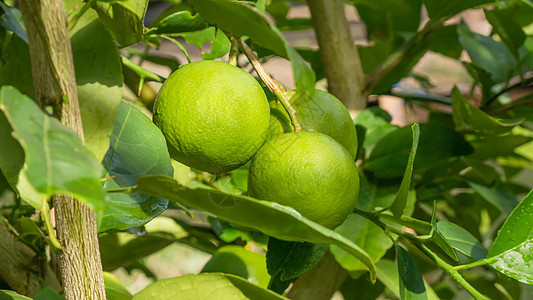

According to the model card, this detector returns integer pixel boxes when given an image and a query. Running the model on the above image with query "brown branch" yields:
[308,0,366,114]
[239,39,302,131]
[0,222,61,297]
[18,1,106,299]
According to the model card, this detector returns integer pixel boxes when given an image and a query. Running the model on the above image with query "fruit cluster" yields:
[153,61,359,229]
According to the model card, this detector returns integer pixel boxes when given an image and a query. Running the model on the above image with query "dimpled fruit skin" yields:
[153,61,270,174]
[248,131,359,229]
[268,90,358,158]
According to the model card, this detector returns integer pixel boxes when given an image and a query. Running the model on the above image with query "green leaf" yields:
[353,0,422,41]
[187,0,315,94]
[457,22,518,83]
[427,205,459,261]
[331,175,394,273]
[132,273,287,300]
[365,123,472,178]
[396,245,427,300]
[266,0,290,23]
[495,1,533,28]
[331,214,393,274]
[179,27,231,60]
[427,25,462,59]
[266,238,327,281]
[485,9,526,57]
[284,44,316,94]
[0,102,24,192]
[0,2,27,43]
[104,272,133,300]
[378,213,458,261]
[123,48,180,71]
[145,11,208,35]
[458,158,499,186]
[201,29,231,60]
[0,290,32,300]
[469,180,518,214]
[188,0,286,56]
[423,0,492,20]
[361,38,428,93]
[452,86,521,136]
[469,134,532,160]
[33,288,63,300]
[0,36,33,98]
[1,1,123,162]
[131,175,377,281]
[99,232,174,272]
[462,62,497,102]
[391,123,420,217]
[432,237,459,262]
[203,245,270,288]
[92,0,149,46]
[488,239,533,285]
[69,5,123,161]
[340,275,385,300]
[376,259,439,300]
[208,217,253,243]
[99,102,173,232]
[436,221,487,260]
[353,107,397,154]
[0,86,105,209]
[488,190,533,284]
[295,48,326,81]
[149,216,220,253]
[100,216,218,271]
[180,27,215,48]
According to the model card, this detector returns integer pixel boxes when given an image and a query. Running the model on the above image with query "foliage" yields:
[0,0,532,298]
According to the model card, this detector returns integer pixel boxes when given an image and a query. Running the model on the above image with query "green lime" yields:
[248,131,359,229]
[268,90,357,158]
[153,61,270,174]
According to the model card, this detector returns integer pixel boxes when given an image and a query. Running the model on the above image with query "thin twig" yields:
[452,257,494,271]
[389,91,452,105]
[238,38,302,132]
[482,76,533,109]
[159,35,192,63]
[354,209,489,299]
[228,36,239,66]
[363,19,444,94]
[420,245,490,300]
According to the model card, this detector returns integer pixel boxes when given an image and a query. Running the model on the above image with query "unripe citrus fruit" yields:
[248,131,359,229]
[153,61,270,174]
[268,90,357,158]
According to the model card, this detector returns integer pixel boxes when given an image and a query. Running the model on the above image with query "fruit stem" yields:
[238,38,302,132]
[228,36,239,66]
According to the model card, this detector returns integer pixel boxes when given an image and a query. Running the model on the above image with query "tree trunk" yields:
[0,222,61,297]
[308,0,367,115]
[18,1,106,299]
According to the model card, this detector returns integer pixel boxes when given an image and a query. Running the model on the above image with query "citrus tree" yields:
[0,0,532,299]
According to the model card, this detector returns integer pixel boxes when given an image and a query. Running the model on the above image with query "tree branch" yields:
[0,222,61,297]
[308,0,366,115]
[18,1,106,298]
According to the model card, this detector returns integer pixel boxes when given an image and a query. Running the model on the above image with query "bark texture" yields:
[308,0,367,114]
[18,1,106,299]
[0,222,61,297]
